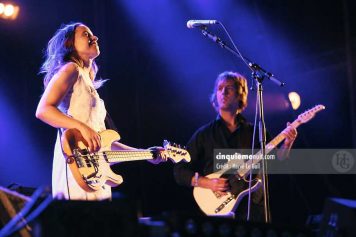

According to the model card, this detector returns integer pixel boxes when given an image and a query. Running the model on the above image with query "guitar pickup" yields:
[215,195,237,213]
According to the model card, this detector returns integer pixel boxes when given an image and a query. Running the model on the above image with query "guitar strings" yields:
[71,149,182,163]
[72,151,175,164]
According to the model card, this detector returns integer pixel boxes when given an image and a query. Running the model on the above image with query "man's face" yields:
[216,79,240,112]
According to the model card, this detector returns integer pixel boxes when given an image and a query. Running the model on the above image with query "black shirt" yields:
[174,113,267,186]
[174,113,270,221]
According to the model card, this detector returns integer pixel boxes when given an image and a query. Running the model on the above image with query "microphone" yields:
[186,20,218,29]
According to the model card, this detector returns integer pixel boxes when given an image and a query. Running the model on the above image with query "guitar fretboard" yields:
[102,150,154,162]
[238,119,302,177]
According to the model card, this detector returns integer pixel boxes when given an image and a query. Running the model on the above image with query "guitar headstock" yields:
[163,140,191,163]
[297,104,325,124]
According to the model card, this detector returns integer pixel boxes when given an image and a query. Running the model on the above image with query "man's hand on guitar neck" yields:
[283,122,298,147]
[277,122,298,159]
[192,176,229,196]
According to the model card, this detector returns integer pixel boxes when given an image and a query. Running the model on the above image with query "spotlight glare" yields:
[0,2,20,20]
[288,91,301,110]
[0,3,4,14]
[4,4,14,16]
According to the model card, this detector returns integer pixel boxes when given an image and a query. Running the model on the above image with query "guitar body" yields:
[61,129,191,192]
[61,129,123,192]
[193,171,261,216]
[193,105,325,216]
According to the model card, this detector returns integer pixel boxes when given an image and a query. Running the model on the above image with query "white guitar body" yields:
[193,170,262,217]
[193,105,325,216]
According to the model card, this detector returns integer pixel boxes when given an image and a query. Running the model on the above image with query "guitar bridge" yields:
[73,148,101,182]
[73,148,100,168]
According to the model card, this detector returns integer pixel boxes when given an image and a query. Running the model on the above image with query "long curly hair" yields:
[40,22,100,88]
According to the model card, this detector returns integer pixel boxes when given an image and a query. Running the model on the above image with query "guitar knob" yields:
[66,157,74,164]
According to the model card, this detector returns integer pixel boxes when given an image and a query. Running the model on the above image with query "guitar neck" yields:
[102,150,154,163]
[238,119,302,177]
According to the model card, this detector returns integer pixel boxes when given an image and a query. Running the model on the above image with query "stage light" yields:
[4,4,14,16]
[0,3,5,14]
[288,91,301,110]
[0,2,19,20]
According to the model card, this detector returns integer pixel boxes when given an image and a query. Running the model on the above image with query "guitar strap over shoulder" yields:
[105,112,118,132]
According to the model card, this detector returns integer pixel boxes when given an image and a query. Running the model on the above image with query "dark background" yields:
[0,0,355,226]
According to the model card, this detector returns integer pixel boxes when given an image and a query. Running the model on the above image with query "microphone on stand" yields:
[186,20,218,29]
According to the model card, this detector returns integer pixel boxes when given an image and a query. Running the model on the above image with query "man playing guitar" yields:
[174,71,298,221]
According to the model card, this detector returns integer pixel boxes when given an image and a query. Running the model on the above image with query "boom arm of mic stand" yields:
[200,28,285,87]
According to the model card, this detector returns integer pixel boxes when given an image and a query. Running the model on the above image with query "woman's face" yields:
[73,25,100,62]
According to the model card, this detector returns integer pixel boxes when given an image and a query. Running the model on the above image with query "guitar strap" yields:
[105,111,118,132]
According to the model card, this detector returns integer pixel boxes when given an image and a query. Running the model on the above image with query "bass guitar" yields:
[61,129,191,192]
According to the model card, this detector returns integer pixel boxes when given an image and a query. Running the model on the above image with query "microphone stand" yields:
[200,26,284,223]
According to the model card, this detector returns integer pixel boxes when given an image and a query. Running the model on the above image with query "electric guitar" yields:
[193,104,325,216]
[61,129,191,192]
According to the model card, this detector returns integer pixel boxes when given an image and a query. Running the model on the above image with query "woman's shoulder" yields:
[55,62,80,83]
[60,62,80,74]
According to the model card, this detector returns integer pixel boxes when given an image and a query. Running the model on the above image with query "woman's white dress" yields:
[52,64,111,200]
